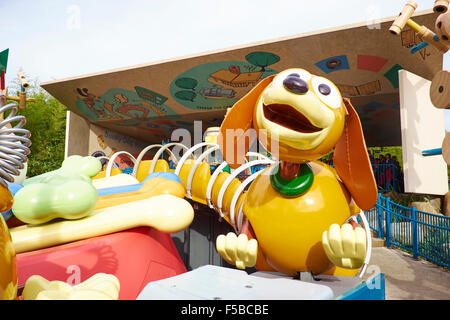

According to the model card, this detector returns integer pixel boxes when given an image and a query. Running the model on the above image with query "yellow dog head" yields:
[219,68,377,210]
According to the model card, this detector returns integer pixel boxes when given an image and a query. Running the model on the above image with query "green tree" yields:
[5,76,67,177]
[175,77,198,90]
[175,90,197,102]
[245,52,280,72]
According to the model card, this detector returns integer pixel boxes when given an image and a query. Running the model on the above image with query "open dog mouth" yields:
[263,104,322,133]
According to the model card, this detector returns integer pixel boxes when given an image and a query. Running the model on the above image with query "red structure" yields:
[16,227,187,300]
[229,65,241,74]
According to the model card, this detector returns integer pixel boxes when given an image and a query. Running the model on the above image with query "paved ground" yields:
[362,247,450,300]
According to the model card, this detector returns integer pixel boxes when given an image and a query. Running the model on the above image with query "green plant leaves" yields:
[9,82,67,177]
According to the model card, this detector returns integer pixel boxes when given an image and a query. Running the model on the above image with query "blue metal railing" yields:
[365,194,450,268]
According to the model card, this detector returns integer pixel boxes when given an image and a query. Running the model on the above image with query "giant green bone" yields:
[23,155,102,186]
[14,155,101,224]
[13,171,99,225]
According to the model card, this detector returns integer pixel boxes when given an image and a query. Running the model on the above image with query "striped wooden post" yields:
[0,87,6,121]
[0,69,4,90]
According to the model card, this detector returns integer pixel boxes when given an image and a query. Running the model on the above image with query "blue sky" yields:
[1,0,449,127]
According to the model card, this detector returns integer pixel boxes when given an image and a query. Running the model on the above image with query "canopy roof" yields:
[41,10,443,147]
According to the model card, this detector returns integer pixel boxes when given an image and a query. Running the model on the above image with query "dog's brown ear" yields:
[219,75,275,169]
[333,98,378,210]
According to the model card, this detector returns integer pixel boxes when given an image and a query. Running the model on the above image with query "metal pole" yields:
[386,197,391,248]
[412,207,418,259]
[377,194,384,238]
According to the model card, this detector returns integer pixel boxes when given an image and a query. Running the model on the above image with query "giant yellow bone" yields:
[91,167,123,180]
[23,273,120,300]
[92,174,139,189]
[95,177,185,210]
[10,194,194,253]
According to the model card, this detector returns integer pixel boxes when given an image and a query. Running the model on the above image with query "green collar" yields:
[270,162,314,197]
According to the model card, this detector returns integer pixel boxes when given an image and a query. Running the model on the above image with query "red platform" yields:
[16,227,187,300]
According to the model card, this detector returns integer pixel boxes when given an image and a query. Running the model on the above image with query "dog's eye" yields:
[273,70,312,87]
[311,77,342,110]
[318,84,331,95]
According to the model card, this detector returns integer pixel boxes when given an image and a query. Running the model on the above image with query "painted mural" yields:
[89,124,152,173]
[170,52,280,110]
[314,55,350,74]
[400,29,431,61]
[75,86,178,126]
[314,53,408,95]
[42,12,440,149]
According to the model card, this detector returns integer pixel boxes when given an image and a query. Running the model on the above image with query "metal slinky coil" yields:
[0,103,31,188]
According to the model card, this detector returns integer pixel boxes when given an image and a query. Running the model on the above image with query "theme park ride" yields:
[1,1,450,300]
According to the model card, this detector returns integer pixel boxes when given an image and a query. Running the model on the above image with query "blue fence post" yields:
[377,194,383,238]
[411,207,418,259]
[385,197,391,248]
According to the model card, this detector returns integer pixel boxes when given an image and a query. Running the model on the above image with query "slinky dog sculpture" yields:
[216,68,378,277]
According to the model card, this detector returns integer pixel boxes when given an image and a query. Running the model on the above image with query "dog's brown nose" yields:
[283,74,309,94]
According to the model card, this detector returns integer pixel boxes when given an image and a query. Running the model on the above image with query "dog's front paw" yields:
[216,232,258,269]
[322,223,366,269]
